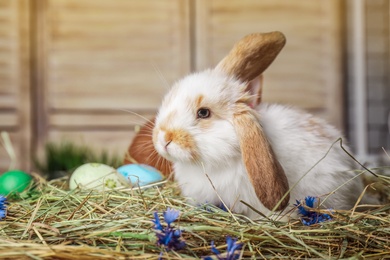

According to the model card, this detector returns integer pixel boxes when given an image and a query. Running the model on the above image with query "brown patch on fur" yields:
[124,118,172,177]
[164,128,199,160]
[306,117,331,139]
[216,32,286,82]
[166,129,195,150]
[233,104,289,211]
[198,118,214,129]
[195,95,204,108]
[164,131,172,143]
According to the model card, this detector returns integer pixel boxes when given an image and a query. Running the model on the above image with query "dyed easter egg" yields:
[0,170,32,196]
[117,164,163,186]
[69,163,126,190]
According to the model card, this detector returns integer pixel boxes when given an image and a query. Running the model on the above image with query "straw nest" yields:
[1,170,390,260]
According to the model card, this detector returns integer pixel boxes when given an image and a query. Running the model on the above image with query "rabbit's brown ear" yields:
[216,31,286,82]
[219,32,289,211]
[233,105,290,211]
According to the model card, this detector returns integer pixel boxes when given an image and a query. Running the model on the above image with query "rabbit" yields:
[152,32,373,219]
[124,117,172,177]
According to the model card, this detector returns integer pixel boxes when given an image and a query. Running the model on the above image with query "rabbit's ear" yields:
[246,74,263,108]
[216,32,285,82]
[219,32,289,211]
[233,105,290,211]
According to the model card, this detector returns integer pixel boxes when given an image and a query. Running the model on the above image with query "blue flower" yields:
[0,196,7,220]
[204,236,243,260]
[163,207,180,226]
[153,211,163,230]
[295,196,332,226]
[218,203,228,212]
[226,236,242,257]
[153,208,185,251]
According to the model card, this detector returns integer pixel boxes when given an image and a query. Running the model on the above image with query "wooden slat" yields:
[0,0,20,109]
[0,112,18,128]
[0,0,30,172]
[195,0,343,128]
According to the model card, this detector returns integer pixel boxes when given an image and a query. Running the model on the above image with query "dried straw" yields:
[1,172,390,259]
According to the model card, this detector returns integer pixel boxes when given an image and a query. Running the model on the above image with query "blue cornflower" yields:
[295,196,332,226]
[153,211,163,230]
[218,203,228,212]
[0,196,7,220]
[153,207,186,251]
[204,236,243,260]
[163,207,180,226]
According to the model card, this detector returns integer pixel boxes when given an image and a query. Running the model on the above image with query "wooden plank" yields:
[0,0,21,108]
[17,0,32,171]
[195,0,343,128]
[30,0,48,159]
[0,112,18,128]
[0,0,31,172]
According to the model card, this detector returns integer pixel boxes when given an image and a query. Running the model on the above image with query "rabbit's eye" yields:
[197,108,211,119]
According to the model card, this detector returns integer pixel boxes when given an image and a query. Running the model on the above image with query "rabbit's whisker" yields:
[151,60,171,90]
[115,108,155,125]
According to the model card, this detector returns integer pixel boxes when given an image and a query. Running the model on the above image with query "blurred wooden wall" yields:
[0,0,30,172]
[0,0,343,172]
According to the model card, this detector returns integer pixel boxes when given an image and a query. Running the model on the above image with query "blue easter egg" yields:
[117,164,163,186]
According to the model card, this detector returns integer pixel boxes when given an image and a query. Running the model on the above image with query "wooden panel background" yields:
[33,0,191,159]
[0,0,30,171]
[194,0,343,128]
[0,1,346,172]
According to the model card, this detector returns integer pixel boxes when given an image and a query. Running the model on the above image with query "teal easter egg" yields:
[117,164,163,186]
[0,170,32,196]
[69,163,126,190]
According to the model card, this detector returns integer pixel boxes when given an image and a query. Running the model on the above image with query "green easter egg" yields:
[0,170,32,196]
[69,163,126,190]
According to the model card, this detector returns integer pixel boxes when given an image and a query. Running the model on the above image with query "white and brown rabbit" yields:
[152,32,371,219]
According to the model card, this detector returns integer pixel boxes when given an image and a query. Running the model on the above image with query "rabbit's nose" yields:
[157,130,171,149]
[164,136,173,151]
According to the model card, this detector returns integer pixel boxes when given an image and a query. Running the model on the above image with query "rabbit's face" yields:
[153,69,247,165]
